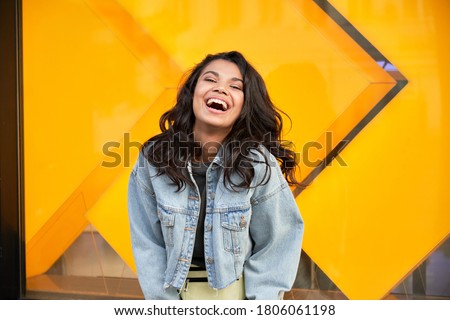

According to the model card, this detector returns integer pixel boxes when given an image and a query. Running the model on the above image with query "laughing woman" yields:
[128,51,304,300]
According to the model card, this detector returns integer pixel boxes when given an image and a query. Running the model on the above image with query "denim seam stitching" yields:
[133,170,156,199]
[251,182,288,206]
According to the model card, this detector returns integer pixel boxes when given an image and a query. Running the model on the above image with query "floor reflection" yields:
[26,225,449,300]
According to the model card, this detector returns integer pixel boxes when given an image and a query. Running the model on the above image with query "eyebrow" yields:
[202,70,244,83]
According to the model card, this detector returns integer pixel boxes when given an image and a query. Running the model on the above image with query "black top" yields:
[191,162,209,269]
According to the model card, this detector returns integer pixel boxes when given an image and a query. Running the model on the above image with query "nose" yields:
[213,85,228,95]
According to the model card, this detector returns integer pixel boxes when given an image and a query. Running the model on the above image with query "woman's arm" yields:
[128,153,179,300]
[244,153,304,299]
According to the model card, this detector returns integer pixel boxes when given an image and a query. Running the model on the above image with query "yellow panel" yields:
[85,170,135,270]
[85,89,177,271]
[23,0,170,276]
[85,0,183,87]
[26,194,87,271]
[23,0,163,240]
[297,0,450,298]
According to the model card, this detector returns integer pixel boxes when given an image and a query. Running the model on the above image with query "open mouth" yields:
[206,98,228,111]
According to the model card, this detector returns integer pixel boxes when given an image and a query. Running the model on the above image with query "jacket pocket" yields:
[220,206,251,255]
[157,206,175,247]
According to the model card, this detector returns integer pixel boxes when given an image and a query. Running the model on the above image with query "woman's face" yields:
[192,59,244,137]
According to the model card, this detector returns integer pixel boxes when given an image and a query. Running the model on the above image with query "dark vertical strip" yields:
[0,0,25,299]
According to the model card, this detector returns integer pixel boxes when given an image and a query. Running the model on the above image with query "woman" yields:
[128,51,304,300]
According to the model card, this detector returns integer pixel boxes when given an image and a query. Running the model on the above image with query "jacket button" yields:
[206,257,214,264]
[206,224,212,231]
[240,215,247,228]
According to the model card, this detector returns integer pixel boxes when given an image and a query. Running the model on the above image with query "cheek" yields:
[192,100,202,119]
[192,91,203,109]
[193,88,208,107]
[236,95,244,111]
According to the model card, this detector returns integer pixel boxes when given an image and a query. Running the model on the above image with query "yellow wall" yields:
[23,0,449,299]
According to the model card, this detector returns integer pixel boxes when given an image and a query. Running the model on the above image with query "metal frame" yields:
[0,0,25,300]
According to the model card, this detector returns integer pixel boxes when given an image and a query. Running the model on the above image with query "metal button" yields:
[240,215,247,228]
[206,257,214,264]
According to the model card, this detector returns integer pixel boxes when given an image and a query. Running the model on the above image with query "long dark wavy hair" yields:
[143,51,300,191]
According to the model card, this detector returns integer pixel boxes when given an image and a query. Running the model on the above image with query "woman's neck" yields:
[193,128,229,163]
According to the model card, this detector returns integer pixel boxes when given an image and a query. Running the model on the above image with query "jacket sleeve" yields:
[127,153,179,300]
[244,156,304,300]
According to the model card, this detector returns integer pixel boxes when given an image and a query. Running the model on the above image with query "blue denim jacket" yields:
[128,145,304,300]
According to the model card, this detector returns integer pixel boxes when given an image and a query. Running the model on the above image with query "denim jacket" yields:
[128,145,304,300]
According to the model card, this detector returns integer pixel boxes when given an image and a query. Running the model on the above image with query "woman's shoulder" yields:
[245,144,291,204]
[131,142,159,177]
[246,144,285,185]
[248,144,278,166]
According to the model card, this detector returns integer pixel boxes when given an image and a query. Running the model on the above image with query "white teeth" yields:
[207,98,228,111]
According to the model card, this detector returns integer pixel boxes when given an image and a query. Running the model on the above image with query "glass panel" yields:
[26,237,449,299]
[27,225,143,299]
[289,238,450,300]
